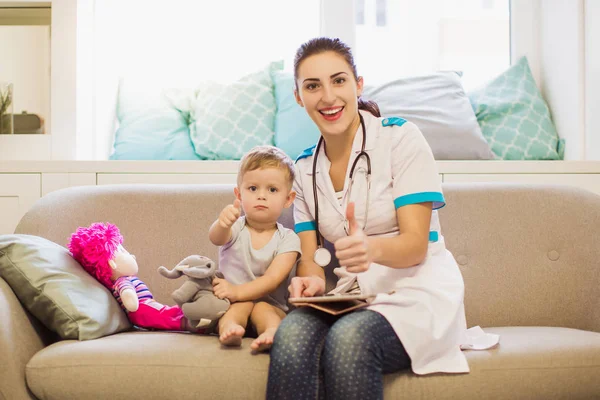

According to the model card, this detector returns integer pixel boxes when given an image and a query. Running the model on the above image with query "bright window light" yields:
[94,0,320,85]
[354,0,510,90]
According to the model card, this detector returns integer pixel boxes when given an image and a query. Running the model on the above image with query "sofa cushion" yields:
[26,332,270,399]
[0,234,132,341]
[25,327,600,399]
[385,327,600,399]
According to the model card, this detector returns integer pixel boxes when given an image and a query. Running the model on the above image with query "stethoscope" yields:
[312,113,372,268]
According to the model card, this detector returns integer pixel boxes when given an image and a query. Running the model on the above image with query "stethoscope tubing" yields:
[312,113,372,250]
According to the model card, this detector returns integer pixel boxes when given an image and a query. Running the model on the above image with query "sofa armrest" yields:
[0,278,56,400]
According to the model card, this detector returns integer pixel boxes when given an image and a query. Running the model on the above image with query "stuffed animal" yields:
[158,255,230,331]
[68,222,194,332]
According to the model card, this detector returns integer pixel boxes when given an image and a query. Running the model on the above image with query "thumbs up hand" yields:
[345,202,359,235]
[218,198,242,229]
[334,202,371,273]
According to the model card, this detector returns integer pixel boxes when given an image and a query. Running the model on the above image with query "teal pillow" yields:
[189,62,283,160]
[468,57,564,160]
[272,71,321,160]
[110,79,200,160]
[0,234,132,340]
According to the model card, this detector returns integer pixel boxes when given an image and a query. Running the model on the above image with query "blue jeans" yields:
[267,307,411,400]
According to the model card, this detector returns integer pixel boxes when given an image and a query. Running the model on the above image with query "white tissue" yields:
[460,326,500,350]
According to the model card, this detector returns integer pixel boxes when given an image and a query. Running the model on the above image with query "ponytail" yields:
[358,98,381,118]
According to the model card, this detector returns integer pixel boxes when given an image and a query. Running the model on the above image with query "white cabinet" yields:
[41,173,96,196]
[443,173,600,196]
[0,174,41,234]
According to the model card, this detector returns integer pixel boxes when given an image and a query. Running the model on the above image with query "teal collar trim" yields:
[382,117,407,127]
[295,144,317,163]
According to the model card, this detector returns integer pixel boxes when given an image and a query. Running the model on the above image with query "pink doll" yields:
[68,222,190,332]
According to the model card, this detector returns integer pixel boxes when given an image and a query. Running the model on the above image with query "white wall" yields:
[0,25,50,131]
[510,0,541,86]
[50,0,77,159]
[511,0,587,161]
[585,0,599,160]
[539,0,586,161]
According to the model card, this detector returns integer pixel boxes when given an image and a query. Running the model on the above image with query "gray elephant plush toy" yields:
[158,255,230,331]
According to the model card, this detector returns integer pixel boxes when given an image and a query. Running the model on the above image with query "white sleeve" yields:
[391,122,445,210]
[292,162,316,234]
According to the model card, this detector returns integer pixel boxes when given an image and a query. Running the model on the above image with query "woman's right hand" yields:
[288,276,326,298]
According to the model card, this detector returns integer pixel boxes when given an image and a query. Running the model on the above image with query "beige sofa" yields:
[1,183,600,400]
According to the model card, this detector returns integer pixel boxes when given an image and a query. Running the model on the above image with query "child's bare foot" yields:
[250,327,277,352]
[219,322,245,346]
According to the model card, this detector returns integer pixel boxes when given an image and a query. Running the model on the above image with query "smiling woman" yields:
[265,37,500,400]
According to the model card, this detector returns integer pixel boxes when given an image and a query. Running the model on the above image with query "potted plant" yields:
[0,83,14,135]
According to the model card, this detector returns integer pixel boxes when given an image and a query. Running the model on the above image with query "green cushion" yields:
[189,61,283,160]
[468,56,565,160]
[272,70,321,160]
[0,234,132,340]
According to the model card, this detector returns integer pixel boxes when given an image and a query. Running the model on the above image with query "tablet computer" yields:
[289,293,375,304]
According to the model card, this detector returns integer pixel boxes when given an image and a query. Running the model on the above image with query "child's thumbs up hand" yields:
[219,199,242,229]
[333,202,371,273]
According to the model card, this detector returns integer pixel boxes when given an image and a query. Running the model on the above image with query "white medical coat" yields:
[293,110,470,374]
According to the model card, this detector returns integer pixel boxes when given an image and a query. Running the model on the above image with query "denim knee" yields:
[271,308,329,365]
[268,308,331,400]
[323,310,377,369]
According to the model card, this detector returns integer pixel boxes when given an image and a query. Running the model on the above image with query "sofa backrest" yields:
[15,183,600,332]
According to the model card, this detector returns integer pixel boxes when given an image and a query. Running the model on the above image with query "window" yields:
[88,0,320,158]
[64,0,516,159]
[353,0,510,91]
[94,0,320,84]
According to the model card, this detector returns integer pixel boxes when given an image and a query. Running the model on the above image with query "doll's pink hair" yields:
[68,222,123,288]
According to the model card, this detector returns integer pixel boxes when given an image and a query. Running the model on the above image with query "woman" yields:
[267,37,471,400]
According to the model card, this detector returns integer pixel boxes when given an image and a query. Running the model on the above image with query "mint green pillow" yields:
[0,234,132,340]
[272,71,321,160]
[468,57,565,160]
[189,61,283,160]
[110,79,201,160]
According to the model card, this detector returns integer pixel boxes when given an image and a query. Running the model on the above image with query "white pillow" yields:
[363,72,494,160]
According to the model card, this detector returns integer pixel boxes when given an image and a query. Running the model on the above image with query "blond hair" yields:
[238,146,295,188]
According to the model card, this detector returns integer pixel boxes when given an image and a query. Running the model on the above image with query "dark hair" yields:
[293,37,381,118]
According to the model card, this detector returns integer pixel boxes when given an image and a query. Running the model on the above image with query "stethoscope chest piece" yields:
[314,247,332,268]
